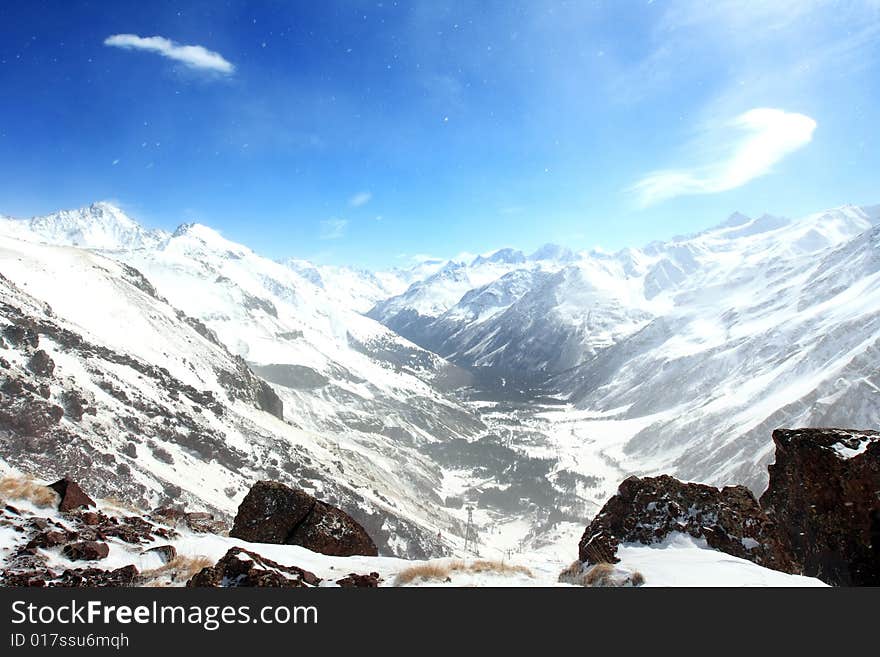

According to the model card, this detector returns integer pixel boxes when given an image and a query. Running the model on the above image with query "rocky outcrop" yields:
[187,547,320,587]
[759,428,880,586]
[48,478,95,512]
[578,474,796,573]
[230,481,378,557]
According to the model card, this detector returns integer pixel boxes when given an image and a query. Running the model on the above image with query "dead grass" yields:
[393,561,461,586]
[140,555,214,585]
[0,475,59,508]
[584,562,617,586]
[558,560,646,587]
[557,559,586,585]
[394,559,532,586]
[468,560,532,577]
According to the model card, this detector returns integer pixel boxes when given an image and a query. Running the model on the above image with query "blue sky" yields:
[1,1,879,268]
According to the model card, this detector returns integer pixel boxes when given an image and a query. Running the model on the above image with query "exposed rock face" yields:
[230,481,378,557]
[759,428,880,586]
[578,474,796,573]
[187,547,320,587]
[48,478,95,512]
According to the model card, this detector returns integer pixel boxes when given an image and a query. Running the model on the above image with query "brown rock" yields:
[62,541,109,561]
[289,500,379,557]
[26,350,55,377]
[56,565,139,587]
[336,572,381,587]
[150,506,186,525]
[183,512,227,534]
[759,428,880,586]
[26,530,75,549]
[79,511,101,526]
[230,481,315,543]
[230,481,378,557]
[48,478,95,512]
[187,547,320,587]
[578,474,796,573]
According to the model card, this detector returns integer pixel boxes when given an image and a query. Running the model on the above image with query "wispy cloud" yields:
[348,191,372,208]
[104,34,234,74]
[319,218,348,240]
[630,108,816,207]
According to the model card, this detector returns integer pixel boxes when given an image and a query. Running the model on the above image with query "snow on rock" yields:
[578,474,796,574]
[0,485,824,587]
[229,480,378,557]
[760,428,880,586]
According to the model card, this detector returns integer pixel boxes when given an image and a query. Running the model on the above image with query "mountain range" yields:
[1,200,878,560]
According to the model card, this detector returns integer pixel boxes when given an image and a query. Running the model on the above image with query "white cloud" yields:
[349,191,372,208]
[630,108,816,207]
[319,218,348,240]
[104,34,234,74]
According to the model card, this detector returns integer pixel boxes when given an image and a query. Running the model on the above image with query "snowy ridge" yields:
[0,202,169,251]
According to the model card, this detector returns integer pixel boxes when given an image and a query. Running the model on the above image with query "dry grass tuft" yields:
[393,560,461,586]
[394,559,532,586]
[557,559,586,585]
[584,562,617,587]
[0,475,59,508]
[558,560,646,587]
[141,555,214,585]
[469,560,532,577]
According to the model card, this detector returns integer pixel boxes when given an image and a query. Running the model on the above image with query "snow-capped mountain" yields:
[0,206,603,559]
[0,202,169,251]
[552,206,880,492]
[0,235,492,558]
[366,248,573,346]
[362,203,880,498]
[2,199,879,564]
[280,258,409,313]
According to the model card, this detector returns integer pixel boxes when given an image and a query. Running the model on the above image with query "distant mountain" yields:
[3,198,879,561]
[0,202,169,250]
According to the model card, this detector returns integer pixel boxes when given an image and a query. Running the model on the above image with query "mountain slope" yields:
[0,235,477,558]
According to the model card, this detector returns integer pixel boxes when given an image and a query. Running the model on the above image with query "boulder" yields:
[62,541,109,561]
[578,474,796,573]
[230,481,378,557]
[187,547,320,587]
[48,478,95,512]
[759,428,880,586]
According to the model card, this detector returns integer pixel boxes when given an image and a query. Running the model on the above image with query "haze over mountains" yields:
[1,200,878,560]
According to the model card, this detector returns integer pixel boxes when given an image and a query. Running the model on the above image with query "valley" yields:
[1,201,879,567]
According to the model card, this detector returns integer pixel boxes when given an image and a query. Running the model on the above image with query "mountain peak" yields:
[18,202,167,251]
[529,243,576,262]
[471,247,526,266]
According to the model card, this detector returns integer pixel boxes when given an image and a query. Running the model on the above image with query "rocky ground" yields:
[1,427,875,587]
